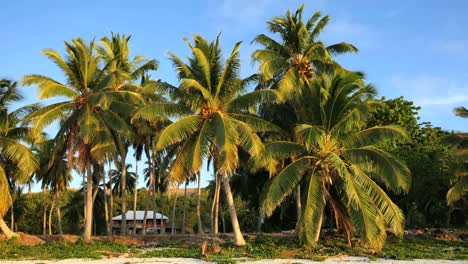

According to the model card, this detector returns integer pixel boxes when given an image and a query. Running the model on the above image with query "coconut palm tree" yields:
[251,4,358,95]
[133,35,281,245]
[0,79,39,238]
[252,4,359,227]
[257,72,411,250]
[98,33,159,235]
[23,38,134,240]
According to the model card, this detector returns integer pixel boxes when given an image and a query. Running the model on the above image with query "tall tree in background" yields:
[0,79,39,238]
[258,72,411,250]
[134,35,281,245]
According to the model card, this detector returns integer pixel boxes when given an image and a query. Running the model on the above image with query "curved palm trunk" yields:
[211,175,221,234]
[182,181,188,234]
[133,160,138,235]
[10,202,14,232]
[102,172,110,236]
[221,172,245,246]
[56,193,63,235]
[42,187,47,235]
[196,171,203,234]
[171,185,179,235]
[120,156,128,235]
[0,218,17,238]
[142,148,153,235]
[210,175,217,233]
[108,162,113,235]
[48,193,56,235]
[83,163,93,241]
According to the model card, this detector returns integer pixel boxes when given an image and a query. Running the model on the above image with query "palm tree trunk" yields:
[152,178,157,234]
[133,159,138,235]
[257,210,264,233]
[182,180,187,234]
[295,186,301,222]
[196,171,203,234]
[171,185,179,235]
[120,155,128,235]
[83,163,93,241]
[108,162,113,235]
[48,193,56,235]
[0,218,17,238]
[10,202,14,231]
[142,148,153,235]
[56,193,63,235]
[220,201,226,233]
[42,186,47,235]
[221,171,245,246]
[103,172,109,236]
[213,174,221,234]
[210,175,217,233]
[159,183,165,234]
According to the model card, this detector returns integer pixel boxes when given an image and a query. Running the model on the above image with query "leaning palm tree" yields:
[0,79,39,238]
[23,38,134,240]
[257,72,411,250]
[252,4,358,95]
[133,35,281,246]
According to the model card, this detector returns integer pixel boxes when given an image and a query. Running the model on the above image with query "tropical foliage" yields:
[0,4,465,252]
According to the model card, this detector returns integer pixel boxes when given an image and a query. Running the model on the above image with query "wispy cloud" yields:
[391,75,468,106]
[324,19,376,49]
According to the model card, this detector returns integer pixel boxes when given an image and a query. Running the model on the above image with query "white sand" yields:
[0,257,466,264]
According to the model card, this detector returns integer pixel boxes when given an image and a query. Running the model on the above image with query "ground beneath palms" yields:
[1,257,466,263]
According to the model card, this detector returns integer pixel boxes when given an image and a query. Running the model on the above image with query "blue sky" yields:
[2,0,467,191]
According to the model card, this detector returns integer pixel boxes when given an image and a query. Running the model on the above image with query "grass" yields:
[0,235,466,262]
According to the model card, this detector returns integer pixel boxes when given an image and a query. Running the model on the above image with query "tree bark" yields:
[56,193,63,235]
[142,148,153,235]
[182,181,187,234]
[120,155,128,235]
[42,187,47,236]
[213,174,221,234]
[103,171,110,236]
[220,201,226,233]
[108,162,113,235]
[295,186,301,222]
[133,159,138,235]
[221,172,245,246]
[83,163,93,241]
[159,183,165,234]
[10,201,14,231]
[171,185,179,235]
[48,193,56,235]
[196,171,203,234]
[0,218,17,239]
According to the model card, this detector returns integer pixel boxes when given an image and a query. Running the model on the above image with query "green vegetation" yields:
[0,235,466,261]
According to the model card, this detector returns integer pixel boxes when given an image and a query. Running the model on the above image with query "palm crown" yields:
[252,4,358,95]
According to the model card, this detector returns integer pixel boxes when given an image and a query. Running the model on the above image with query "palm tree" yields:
[111,162,136,196]
[98,34,159,235]
[23,38,133,240]
[447,106,467,205]
[252,4,358,95]
[133,35,280,245]
[257,72,411,250]
[454,106,468,118]
[252,4,358,227]
[0,79,39,238]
